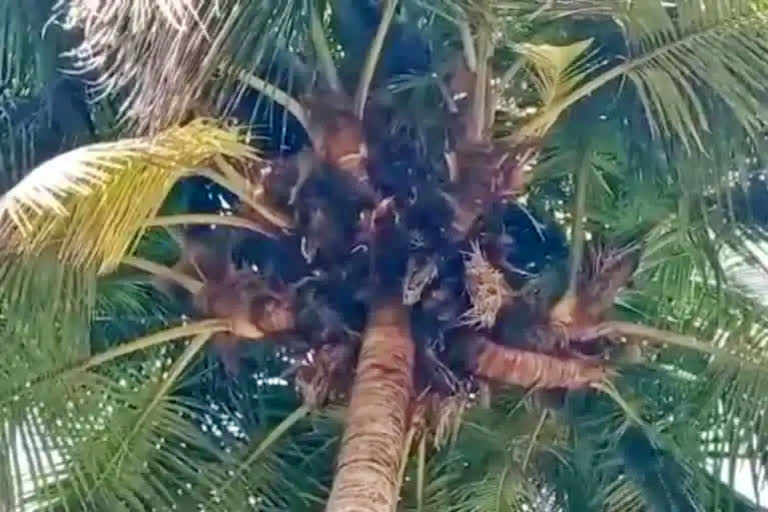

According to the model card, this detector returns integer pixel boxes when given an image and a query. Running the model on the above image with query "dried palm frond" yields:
[461,241,515,328]
[432,389,471,449]
[403,253,438,305]
[0,120,254,274]
[59,0,216,132]
[465,333,609,390]
[578,242,641,320]
[208,155,292,230]
[295,344,354,409]
[551,242,640,326]
[60,0,305,134]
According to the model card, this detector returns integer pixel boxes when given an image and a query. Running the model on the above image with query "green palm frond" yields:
[399,450,467,511]
[618,261,768,495]
[0,0,61,88]
[402,399,570,512]
[520,0,768,150]
[14,364,212,510]
[1,260,219,509]
[35,335,211,509]
[599,476,646,512]
[0,119,254,274]
[0,253,95,369]
[0,3,101,204]
[0,79,97,192]
[616,361,767,511]
[0,257,319,510]
[529,112,768,509]
[448,465,535,512]
[2,315,276,511]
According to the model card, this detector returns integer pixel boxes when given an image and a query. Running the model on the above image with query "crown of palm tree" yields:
[3,0,768,510]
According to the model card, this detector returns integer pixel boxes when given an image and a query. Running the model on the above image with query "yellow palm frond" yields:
[519,39,596,106]
[0,119,255,274]
[514,39,600,138]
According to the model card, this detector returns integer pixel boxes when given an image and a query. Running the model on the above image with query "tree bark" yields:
[325,299,415,512]
[464,333,607,389]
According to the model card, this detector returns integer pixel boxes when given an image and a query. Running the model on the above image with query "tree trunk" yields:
[464,333,607,389]
[325,299,415,512]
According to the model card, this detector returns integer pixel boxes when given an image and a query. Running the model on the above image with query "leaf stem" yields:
[147,213,276,238]
[354,0,399,119]
[235,68,310,132]
[568,144,591,294]
[73,320,229,374]
[522,410,547,471]
[495,462,512,511]
[121,255,204,294]
[310,0,343,93]
[85,332,211,501]
[586,321,768,376]
[395,423,417,503]
[469,23,492,142]
[459,19,477,72]
[3,320,231,404]
[592,321,728,356]
[207,404,310,503]
[191,166,292,230]
[416,434,426,512]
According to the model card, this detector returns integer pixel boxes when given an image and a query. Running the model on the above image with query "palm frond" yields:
[0,254,323,510]
[449,465,535,512]
[600,476,646,512]
[400,450,467,511]
[0,252,95,373]
[513,38,602,138]
[61,0,313,134]
[521,0,768,151]
[0,119,254,274]
[1,317,287,511]
[616,264,768,495]
[528,105,768,509]
[0,78,96,191]
[14,368,221,510]
[0,0,61,87]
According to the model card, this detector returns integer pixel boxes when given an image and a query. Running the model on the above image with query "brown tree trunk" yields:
[465,333,607,389]
[325,299,415,512]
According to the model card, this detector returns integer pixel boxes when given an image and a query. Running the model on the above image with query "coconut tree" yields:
[4,0,768,510]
